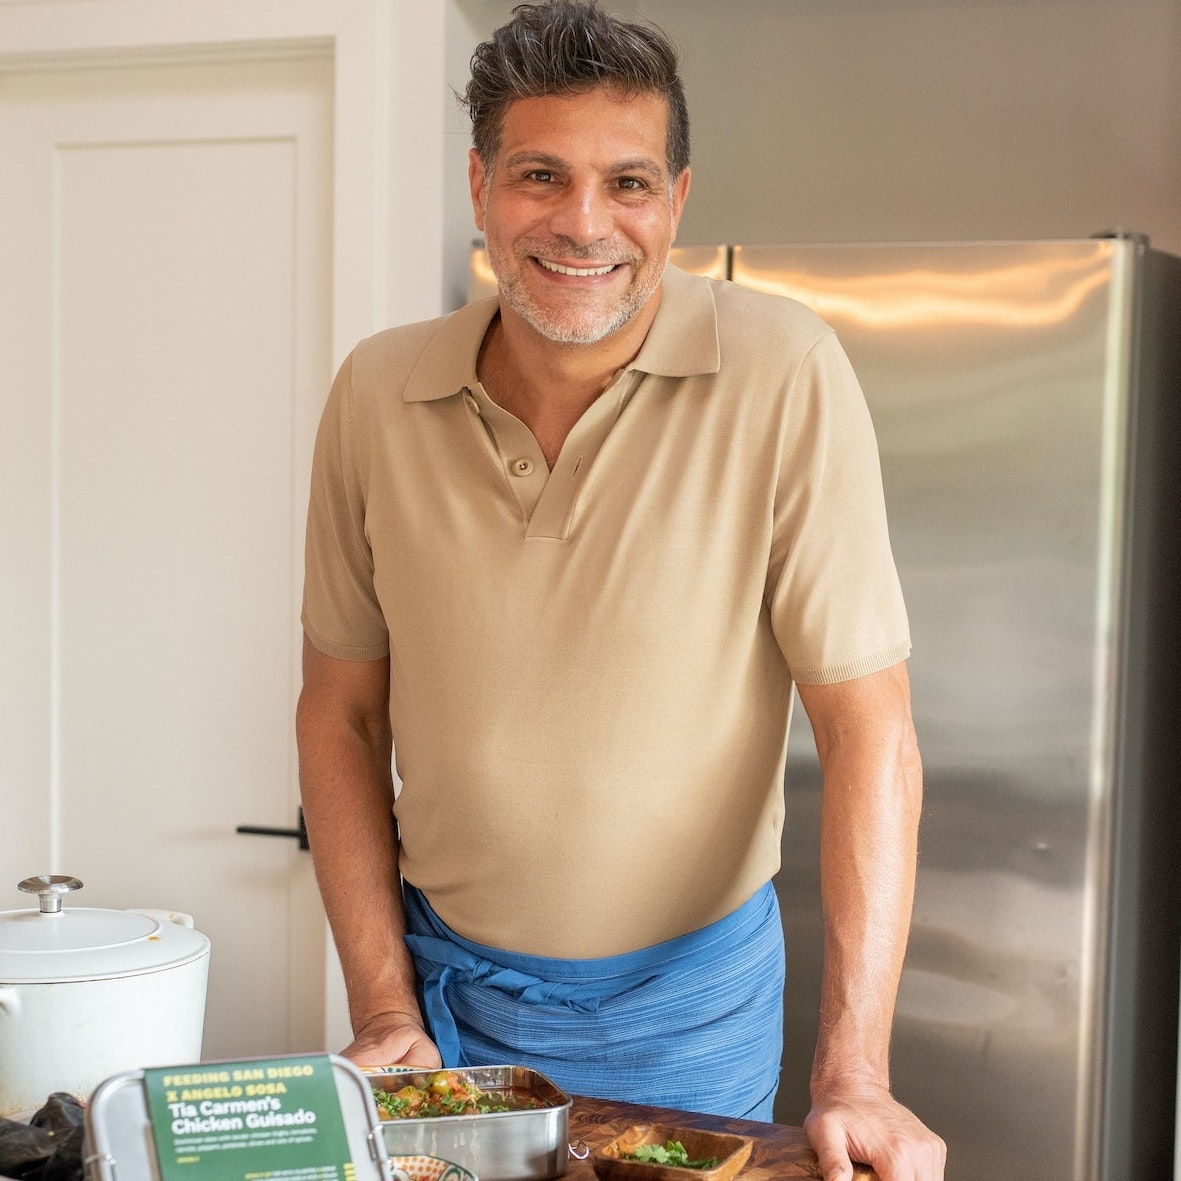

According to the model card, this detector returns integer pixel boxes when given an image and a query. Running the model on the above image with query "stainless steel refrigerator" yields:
[730,236,1181,1181]
[468,235,1181,1180]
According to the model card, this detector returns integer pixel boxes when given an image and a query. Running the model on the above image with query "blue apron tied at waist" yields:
[401,881,784,1121]
[401,907,609,1064]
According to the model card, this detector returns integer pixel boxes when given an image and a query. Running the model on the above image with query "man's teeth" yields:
[537,258,617,276]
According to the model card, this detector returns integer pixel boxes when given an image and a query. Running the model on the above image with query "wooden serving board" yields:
[567,1095,878,1181]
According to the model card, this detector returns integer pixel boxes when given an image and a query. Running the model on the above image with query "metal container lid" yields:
[0,876,210,984]
[84,1056,393,1181]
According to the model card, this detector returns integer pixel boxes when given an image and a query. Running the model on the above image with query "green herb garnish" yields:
[623,1140,721,1170]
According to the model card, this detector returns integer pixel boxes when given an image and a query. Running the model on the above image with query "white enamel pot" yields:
[0,874,211,1116]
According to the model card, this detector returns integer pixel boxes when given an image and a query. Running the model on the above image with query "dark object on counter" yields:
[0,1093,85,1181]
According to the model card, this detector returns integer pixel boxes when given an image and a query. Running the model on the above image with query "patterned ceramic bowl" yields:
[390,1154,477,1181]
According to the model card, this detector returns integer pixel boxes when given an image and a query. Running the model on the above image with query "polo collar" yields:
[629,264,722,378]
[402,296,496,403]
[401,263,721,404]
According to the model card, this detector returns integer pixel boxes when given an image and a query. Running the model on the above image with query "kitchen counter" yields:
[566,1094,878,1180]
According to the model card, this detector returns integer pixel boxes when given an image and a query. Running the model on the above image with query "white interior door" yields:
[0,49,334,1058]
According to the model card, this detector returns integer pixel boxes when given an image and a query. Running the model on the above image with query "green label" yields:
[144,1055,357,1181]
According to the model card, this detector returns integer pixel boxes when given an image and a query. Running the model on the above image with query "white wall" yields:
[443,0,1181,303]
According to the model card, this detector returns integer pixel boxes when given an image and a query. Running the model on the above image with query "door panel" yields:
[0,52,333,1059]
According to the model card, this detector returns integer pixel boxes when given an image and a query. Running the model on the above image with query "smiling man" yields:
[474,87,687,347]
[296,4,944,1181]
[470,84,690,466]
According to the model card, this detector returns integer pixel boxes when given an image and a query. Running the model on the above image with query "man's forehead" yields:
[494,88,671,164]
[499,88,669,132]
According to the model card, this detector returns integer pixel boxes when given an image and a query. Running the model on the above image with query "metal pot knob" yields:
[17,875,84,914]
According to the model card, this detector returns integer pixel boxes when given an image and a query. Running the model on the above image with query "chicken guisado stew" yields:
[372,1069,548,1119]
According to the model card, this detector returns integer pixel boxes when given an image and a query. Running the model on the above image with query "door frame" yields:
[0,0,448,361]
[0,0,447,1050]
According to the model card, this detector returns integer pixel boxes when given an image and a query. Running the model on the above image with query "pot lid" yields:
[0,876,210,984]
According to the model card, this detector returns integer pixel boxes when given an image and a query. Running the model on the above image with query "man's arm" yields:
[295,635,441,1069]
[796,661,945,1181]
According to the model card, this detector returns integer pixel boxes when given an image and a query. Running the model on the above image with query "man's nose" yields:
[548,181,612,245]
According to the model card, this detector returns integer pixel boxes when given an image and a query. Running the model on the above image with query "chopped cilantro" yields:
[624,1139,721,1170]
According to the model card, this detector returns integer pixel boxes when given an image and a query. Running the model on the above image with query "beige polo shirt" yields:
[302,265,909,958]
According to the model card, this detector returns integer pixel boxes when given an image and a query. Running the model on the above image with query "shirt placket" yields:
[466,373,640,540]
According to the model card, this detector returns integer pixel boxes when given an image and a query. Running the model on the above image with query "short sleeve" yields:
[301,351,391,660]
[767,332,910,683]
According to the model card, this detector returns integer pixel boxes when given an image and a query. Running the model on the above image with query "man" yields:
[297,2,945,1179]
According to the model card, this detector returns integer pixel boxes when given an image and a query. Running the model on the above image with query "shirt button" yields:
[510,457,534,477]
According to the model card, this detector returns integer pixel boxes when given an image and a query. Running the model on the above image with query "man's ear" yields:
[469,148,489,232]
[670,166,691,235]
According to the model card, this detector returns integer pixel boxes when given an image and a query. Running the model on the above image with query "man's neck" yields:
[477,293,660,467]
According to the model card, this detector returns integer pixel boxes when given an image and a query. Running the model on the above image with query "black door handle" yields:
[236,807,309,851]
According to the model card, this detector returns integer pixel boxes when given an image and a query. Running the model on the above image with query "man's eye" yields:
[616,177,648,192]
[525,170,554,183]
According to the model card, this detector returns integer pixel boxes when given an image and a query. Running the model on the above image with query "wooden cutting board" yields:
[567,1094,878,1180]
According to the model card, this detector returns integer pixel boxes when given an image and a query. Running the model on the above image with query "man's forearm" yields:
[798,663,944,1178]
[813,760,920,1093]
[799,663,923,1095]
[295,649,422,1035]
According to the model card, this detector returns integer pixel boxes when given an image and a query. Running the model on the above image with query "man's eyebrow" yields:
[501,151,569,171]
[500,151,666,179]
[609,157,666,179]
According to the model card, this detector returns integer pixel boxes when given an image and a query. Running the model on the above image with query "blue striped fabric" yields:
[402,881,785,1120]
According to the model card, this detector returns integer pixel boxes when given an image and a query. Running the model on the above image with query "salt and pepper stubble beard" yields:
[480,177,675,346]
[483,217,667,345]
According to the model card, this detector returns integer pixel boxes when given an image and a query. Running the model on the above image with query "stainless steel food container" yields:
[368,1065,571,1181]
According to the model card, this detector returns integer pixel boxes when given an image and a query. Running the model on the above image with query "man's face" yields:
[469,87,691,347]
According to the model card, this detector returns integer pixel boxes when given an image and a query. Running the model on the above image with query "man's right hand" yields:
[340,1010,443,1071]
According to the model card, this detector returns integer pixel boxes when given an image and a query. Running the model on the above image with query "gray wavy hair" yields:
[462,0,690,180]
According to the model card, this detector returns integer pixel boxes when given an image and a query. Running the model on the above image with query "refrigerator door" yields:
[730,239,1177,1181]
